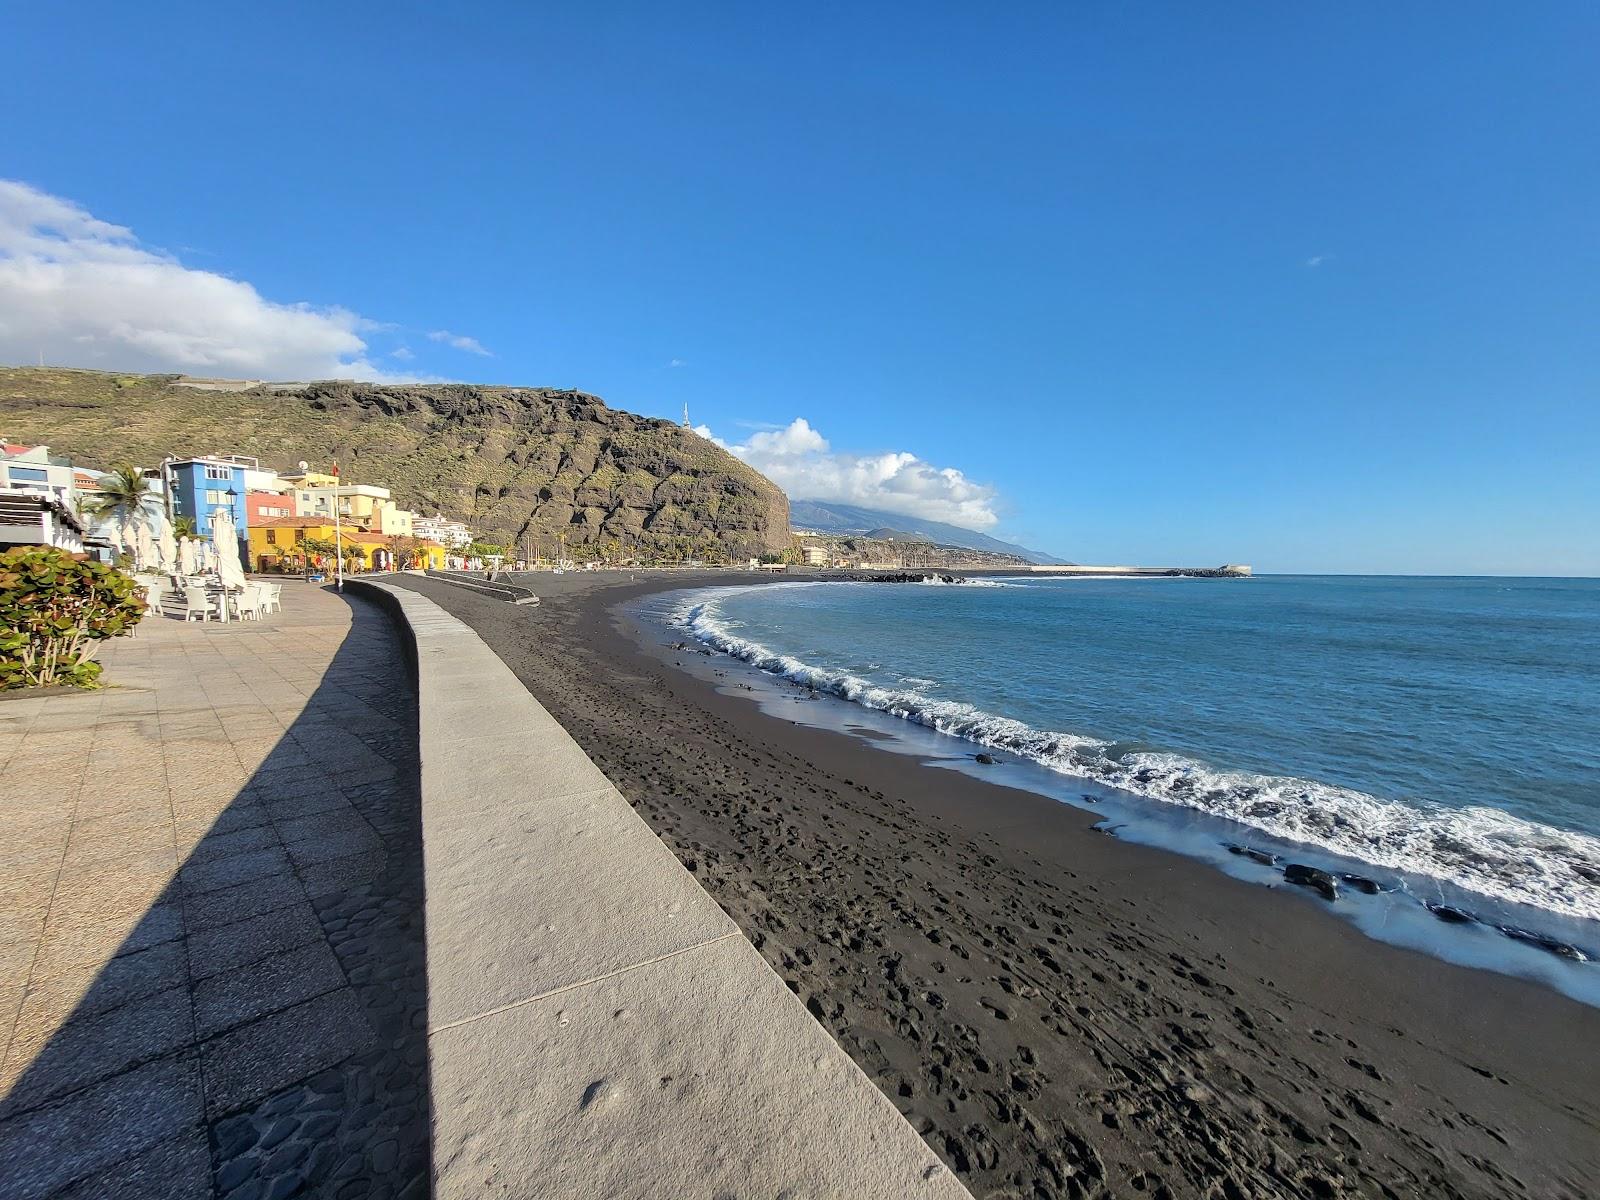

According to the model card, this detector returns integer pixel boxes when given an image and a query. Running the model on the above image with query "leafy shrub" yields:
[0,548,147,689]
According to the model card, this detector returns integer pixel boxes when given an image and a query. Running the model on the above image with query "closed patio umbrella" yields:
[159,523,178,575]
[213,509,247,592]
[178,536,197,577]
[135,522,156,573]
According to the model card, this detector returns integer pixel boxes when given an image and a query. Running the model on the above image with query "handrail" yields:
[422,569,541,605]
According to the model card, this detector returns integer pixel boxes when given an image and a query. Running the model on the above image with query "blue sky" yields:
[2,3,1596,573]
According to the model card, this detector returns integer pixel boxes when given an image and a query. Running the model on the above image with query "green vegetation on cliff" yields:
[0,368,790,558]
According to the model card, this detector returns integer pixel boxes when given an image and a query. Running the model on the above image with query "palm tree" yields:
[89,464,159,530]
[172,515,198,539]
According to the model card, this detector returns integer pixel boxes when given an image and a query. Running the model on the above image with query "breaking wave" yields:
[915,575,1023,587]
[673,593,1600,923]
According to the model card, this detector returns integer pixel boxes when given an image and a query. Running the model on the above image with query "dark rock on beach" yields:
[1497,925,1588,962]
[974,753,997,765]
[1283,864,1339,901]
[1224,842,1279,866]
[1338,873,1389,895]
[1425,901,1477,924]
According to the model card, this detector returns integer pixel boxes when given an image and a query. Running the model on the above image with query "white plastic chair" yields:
[261,582,283,614]
[231,584,265,621]
[182,586,217,622]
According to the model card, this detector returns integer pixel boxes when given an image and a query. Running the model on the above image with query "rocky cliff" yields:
[0,368,790,558]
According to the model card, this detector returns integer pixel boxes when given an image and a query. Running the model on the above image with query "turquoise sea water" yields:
[672,576,1600,930]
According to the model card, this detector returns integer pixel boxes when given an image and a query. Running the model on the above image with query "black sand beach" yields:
[395,571,1600,1200]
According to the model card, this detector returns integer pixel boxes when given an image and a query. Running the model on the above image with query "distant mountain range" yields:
[789,500,1069,565]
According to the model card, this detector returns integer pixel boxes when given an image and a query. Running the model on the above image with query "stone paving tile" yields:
[2,841,69,881]
[54,1126,213,1200]
[59,839,178,878]
[182,823,281,866]
[193,940,346,1039]
[0,1053,203,1200]
[200,987,372,1119]
[1,983,193,1114]
[186,903,324,982]
[274,808,372,845]
[0,871,57,947]
[176,800,271,840]
[285,827,381,869]
[179,846,292,895]
[17,939,186,1025]
[260,790,348,822]
[171,797,265,832]
[0,583,428,1200]
[182,873,306,933]
[31,901,174,981]
[118,901,187,957]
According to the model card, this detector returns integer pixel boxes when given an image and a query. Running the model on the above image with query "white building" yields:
[413,513,474,549]
[0,488,87,554]
[0,443,77,503]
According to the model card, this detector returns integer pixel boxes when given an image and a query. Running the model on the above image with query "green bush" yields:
[0,548,147,690]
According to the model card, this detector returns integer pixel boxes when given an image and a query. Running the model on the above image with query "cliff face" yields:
[0,368,790,558]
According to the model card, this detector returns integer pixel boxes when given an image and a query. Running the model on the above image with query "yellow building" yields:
[279,473,416,536]
[249,517,446,572]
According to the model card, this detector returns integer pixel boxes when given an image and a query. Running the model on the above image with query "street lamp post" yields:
[333,488,344,591]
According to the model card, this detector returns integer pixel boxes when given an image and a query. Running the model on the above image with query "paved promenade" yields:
[0,582,428,1200]
[2,576,967,1199]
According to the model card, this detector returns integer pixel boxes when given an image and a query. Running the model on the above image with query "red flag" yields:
[331,461,340,478]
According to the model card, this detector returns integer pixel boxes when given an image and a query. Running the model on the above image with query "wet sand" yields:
[394,571,1600,1200]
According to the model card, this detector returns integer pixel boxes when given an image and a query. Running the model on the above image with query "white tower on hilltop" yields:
[683,402,690,429]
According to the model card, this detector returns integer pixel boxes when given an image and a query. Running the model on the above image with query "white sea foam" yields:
[915,574,1022,587]
[673,591,1600,923]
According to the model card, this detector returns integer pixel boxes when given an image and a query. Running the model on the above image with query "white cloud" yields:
[390,345,414,361]
[698,417,1001,530]
[0,179,438,382]
[427,329,492,356]
[668,357,686,368]
[1305,254,1331,268]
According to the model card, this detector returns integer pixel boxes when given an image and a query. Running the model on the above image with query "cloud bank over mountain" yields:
[696,416,1001,530]
[0,180,462,382]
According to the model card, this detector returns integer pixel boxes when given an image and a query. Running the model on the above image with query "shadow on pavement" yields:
[0,590,431,1200]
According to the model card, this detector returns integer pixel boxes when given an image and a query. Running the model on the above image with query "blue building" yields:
[166,456,252,547]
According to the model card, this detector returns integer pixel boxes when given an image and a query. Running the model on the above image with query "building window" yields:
[204,465,231,480]
[265,529,277,545]
[205,489,231,505]
[294,529,305,543]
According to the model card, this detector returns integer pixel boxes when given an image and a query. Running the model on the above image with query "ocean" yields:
[660,574,1600,991]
